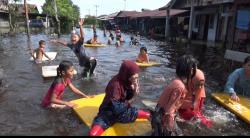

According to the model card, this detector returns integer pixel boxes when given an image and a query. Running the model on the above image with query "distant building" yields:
[0,0,9,28]
[161,0,235,42]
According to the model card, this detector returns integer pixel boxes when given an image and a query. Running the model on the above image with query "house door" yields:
[203,15,210,40]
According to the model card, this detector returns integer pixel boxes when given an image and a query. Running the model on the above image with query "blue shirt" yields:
[224,68,250,97]
[67,40,90,67]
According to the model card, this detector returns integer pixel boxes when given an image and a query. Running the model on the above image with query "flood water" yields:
[0,28,249,136]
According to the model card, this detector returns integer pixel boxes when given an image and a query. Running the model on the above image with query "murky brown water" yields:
[0,28,249,136]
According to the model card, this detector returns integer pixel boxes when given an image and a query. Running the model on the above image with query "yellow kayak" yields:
[84,44,106,47]
[71,93,151,136]
[135,61,162,67]
[211,92,250,124]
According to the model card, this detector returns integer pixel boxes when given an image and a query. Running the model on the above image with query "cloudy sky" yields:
[22,0,169,17]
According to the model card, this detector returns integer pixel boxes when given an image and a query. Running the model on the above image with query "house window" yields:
[209,14,214,29]
[195,15,201,28]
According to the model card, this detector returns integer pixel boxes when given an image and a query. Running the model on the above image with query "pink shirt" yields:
[137,53,149,63]
[158,78,187,130]
[180,69,206,110]
[41,78,71,108]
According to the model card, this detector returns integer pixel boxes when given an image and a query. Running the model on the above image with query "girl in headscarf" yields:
[89,60,151,136]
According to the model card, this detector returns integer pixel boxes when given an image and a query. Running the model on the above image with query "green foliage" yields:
[42,0,80,29]
[84,16,98,25]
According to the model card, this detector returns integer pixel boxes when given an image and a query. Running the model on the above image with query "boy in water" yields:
[32,40,51,64]
[51,19,97,79]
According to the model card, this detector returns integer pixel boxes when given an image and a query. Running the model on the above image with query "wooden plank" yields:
[224,49,250,63]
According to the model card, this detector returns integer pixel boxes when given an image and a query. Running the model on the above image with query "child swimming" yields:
[41,60,94,109]
[86,34,101,45]
[136,47,149,63]
[32,40,52,64]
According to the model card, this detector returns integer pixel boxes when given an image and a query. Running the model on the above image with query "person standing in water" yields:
[151,55,197,136]
[31,40,52,64]
[178,59,213,128]
[51,19,97,79]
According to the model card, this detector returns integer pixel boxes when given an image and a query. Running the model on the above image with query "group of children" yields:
[31,18,250,136]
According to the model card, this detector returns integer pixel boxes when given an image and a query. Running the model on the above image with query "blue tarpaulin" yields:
[237,10,250,30]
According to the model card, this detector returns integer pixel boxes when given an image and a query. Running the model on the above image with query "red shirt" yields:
[41,78,71,108]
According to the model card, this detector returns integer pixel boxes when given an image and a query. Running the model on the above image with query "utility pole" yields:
[124,0,127,11]
[53,0,60,37]
[94,5,99,25]
[94,5,99,17]
[24,0,30,38]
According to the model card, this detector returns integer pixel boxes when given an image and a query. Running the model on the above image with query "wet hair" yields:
[56,60,74,78]
[39,40,46,46]
[94,34,98,38]
[176,55,198,84]
[140,47,147,53]
[244,56,250,64]
[131,36,134,40]
[50,60,74,88]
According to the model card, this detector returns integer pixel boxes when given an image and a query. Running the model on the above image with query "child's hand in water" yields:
[66,102,78,108]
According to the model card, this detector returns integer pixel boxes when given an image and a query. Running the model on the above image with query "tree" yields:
[84,15,97,25]
[42,0,80,31]
[7,0,21,32]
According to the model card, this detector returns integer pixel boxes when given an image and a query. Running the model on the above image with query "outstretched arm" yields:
[68,83,94,98]
[50,39,68,46]
[51,92,77,108]
[31,50,36,60]
[79,18,85,41]
[42,49,52,60]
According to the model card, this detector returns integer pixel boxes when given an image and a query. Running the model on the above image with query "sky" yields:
[23,0,169,17]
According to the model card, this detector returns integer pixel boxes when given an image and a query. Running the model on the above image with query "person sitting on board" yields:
[89,60,151,136]
[224,56,250,102]
[41,60,94,109]
[130,36,139,46]
[151,55,197,136]
[31,40,52,64]
[86,34,101,45]
[136,47,149,63]
[178,59,213,128]
[50,19,97,79]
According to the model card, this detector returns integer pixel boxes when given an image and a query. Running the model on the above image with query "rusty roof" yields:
[131,9,187,18]
[116,11,140,18]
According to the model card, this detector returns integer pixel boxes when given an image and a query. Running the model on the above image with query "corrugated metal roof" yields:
[116,11,140,18]
[130,9,187,18]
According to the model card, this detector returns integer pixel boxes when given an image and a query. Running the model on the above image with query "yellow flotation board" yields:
[211,92,250,124]
[135,61,162,67]
[71,93,151,136]
[84,44,106,47]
